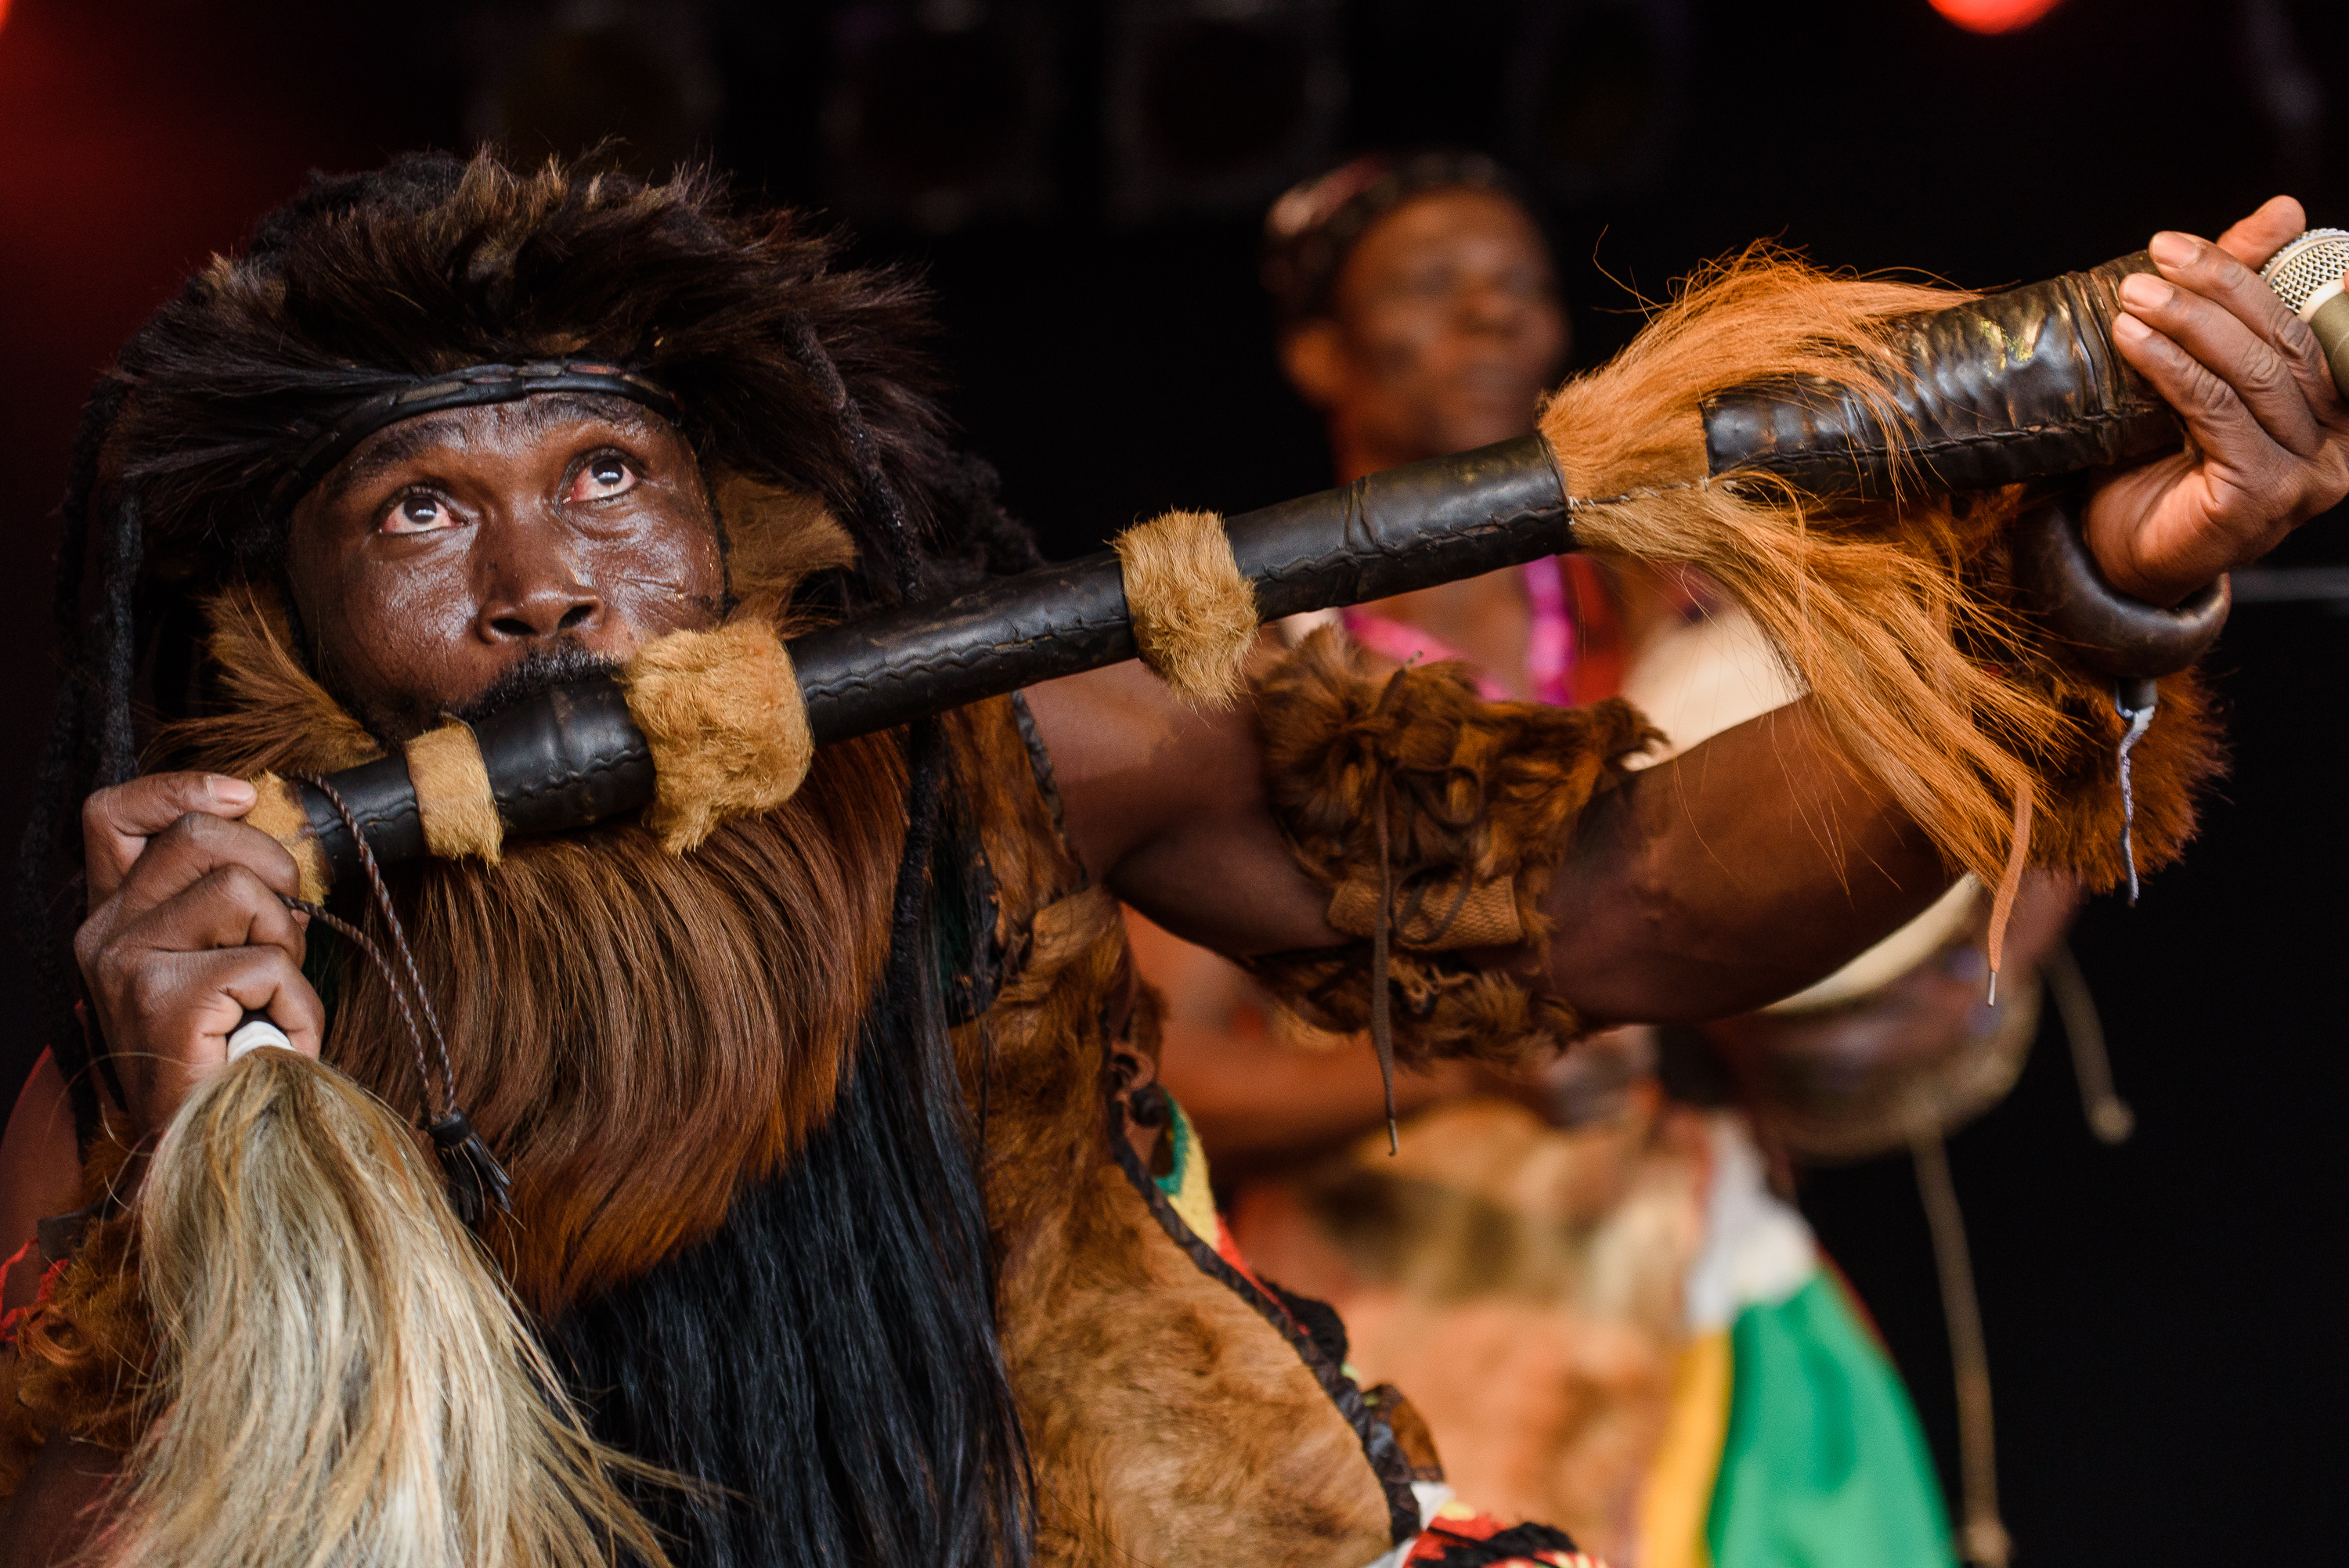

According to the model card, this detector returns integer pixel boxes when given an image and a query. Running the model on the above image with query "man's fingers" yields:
[94,809,303,926]
[114,949,327,1122]
[84,773,260,903]
[2213,195,2308,271]
[2108,313,2294,546]
[107,866,309,970]
[2126,251,2326,455]
[135,950,325,1060]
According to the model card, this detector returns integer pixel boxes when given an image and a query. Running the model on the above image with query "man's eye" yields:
[381,493,457,535]
[568,455,638,503]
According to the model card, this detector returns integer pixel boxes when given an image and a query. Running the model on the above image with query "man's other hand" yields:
[2087,195,2349,604]
[73,772,325,1141]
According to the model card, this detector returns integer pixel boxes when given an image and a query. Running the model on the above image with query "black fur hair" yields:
[554,920,1027,1568]
[19,149,1039,1567]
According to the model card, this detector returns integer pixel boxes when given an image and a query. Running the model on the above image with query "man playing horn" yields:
[0,151,2342,1568]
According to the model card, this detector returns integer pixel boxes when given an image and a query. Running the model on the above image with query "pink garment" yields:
[1338,556,1575,707]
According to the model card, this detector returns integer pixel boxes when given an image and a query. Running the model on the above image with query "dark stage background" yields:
[2,1,2342,1559]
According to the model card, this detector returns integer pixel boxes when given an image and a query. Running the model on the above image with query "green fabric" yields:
[1153,1096,1193,1200]
[1709,1274,1954,1568]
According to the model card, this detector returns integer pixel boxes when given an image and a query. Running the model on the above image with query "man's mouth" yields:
[450,640,626,728]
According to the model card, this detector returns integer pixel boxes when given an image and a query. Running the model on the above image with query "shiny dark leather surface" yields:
[1703,253,2185,496]
[301,676,656,885]
[1232,434,1573,617]
[2009,499,2230,678]
[789,437,1573,741]
[299,753,425,892]
[793,553,1137,746]
[477,677,656,837]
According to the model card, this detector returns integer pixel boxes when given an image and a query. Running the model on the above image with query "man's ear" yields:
[1279,319,1350,411]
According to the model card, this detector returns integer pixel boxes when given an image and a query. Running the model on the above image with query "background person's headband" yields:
[1261,150,1527,329]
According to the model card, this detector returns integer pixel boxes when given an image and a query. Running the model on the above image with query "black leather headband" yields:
[267,359,681,521]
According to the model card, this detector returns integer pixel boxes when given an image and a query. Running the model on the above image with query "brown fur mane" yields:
[153,484,899,1317]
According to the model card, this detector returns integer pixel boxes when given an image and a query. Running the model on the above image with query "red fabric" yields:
[1403,1511,1605,1566]
[0,1243,67,1350]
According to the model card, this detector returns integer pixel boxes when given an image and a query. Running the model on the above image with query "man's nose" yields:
[474,524,604,642]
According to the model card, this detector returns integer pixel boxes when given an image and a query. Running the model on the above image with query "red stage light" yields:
[1929,0,2062,34]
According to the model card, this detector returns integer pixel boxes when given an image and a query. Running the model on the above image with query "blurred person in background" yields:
[1128,153,2077,1567]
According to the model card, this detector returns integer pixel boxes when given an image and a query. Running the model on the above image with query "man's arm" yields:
[1029,666,1943,1024]
[1034,198,2349,1022]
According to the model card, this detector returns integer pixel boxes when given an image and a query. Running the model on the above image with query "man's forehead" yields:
[320,392,675,501]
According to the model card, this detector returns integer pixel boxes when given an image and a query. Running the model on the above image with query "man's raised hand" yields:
[73,772,325,1140]
[2086,194,2349,604]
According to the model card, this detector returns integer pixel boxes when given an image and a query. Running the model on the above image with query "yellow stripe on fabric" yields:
[1153,1095,1219,1243]
[1636,1329,1732,1568]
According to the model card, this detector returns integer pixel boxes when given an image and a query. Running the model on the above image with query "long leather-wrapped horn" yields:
[271,251,2232,890]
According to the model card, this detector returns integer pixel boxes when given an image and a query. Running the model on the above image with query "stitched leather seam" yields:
[799,612,1135,699]
[1730,406,2170,472]
[1105,1098,1421,1546]
[491,744,654,810]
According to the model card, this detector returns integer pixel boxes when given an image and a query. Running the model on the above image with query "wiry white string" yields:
[2114,694,2156,906]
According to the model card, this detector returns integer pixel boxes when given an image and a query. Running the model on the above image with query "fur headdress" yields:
[14,150,1034,1568]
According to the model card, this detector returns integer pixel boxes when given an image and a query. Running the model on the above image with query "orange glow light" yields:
[1929,0,2062,34]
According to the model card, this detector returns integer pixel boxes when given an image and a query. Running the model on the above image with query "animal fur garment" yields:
[1247,629,1657,1069]
[151,583,904,1317]
[16,148,1033,1568]
[1535,247,2223,894]
[940,696,1427,1568]
[1114,508,1260,708]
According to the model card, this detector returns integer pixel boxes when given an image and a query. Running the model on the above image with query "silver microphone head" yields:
[2261,227,2349,316]
[2259,228,2349,396]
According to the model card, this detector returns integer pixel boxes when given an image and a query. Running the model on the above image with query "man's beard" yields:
[343,636,624,748]
[161,584,910,1316]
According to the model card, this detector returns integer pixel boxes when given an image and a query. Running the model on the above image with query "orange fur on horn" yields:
[1536,247,2225,894]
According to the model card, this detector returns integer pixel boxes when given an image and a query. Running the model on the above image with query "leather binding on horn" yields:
[279,254,2230,887]
[297,679,656,894]
[792,433,1575,744]
[1701,253,2184,498]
